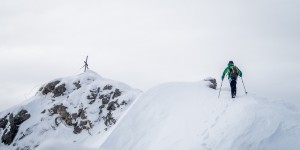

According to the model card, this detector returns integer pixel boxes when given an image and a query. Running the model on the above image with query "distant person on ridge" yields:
[221,61,243,98]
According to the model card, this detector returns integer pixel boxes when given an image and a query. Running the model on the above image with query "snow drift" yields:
[0,70,141,150]
[100,80,300,150]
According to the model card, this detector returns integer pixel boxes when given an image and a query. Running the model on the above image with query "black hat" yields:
[228,61,234,64]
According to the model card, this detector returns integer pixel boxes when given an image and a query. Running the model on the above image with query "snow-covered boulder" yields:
[204,77,217,89]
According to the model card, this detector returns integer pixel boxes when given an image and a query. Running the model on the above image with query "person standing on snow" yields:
[221,61,243,98]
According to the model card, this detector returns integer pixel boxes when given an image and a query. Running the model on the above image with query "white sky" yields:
[1,0,300,111]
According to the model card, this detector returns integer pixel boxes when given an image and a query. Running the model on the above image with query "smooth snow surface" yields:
[100,81,300,150]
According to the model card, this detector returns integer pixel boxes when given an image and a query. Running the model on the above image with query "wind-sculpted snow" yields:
[0,70,141,150]
[100,80,300,150]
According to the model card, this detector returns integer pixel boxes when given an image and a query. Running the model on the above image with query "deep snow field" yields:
[99,80,300,150]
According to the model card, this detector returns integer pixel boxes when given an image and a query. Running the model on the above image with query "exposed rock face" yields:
[107,100,120,111]
[103,85,112,90]
[50,104,92,134]
[100,94,111,105]
[41,81,60,95]
[86,86,127,127]
[45,83,127,135]
[53,84,66,97]
[0,110,31,145]
[39,81,66,97]
[112,89,122,99]
[0,116,8,129]
[204,78,217,90]
[87,87,101,104]
[73,81,81,89]
[104,111,116,126]
[50,104,71,125]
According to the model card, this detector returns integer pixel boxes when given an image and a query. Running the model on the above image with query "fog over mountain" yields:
[1,0,300,112]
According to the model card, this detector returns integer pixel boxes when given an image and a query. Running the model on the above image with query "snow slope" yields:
[0,70,141,150]
[100,80,300,150]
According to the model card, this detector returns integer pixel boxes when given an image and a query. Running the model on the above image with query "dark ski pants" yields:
[230,79,237,98]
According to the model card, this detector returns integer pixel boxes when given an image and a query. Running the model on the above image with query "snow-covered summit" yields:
[0,70,142,150]
[100,80,300,150]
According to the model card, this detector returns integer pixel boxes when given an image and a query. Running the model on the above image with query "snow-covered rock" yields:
[0,70,141,150]
[100,80,300,150]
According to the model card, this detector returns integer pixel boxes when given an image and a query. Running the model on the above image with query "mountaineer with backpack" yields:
[221,61,243,98]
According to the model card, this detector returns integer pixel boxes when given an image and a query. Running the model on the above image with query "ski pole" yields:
[241,77,248,95]
[218,80,223,98]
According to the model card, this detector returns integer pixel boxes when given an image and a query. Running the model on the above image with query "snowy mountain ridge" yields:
[100,80,300,150]
[1,70,300,150]
[0,70,142,150]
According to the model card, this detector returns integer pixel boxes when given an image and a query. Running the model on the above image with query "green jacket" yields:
[222,63,242,80]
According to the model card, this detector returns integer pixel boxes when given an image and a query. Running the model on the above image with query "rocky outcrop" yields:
[100,94,111,105]
[104,111,116,126]
[107,100,120,111]
[112,89,122,99]
[46,83,127,134]
[53,84,66,97]
[204,78,217,90]
[0,110,31,145]
[87,87,101,104]
[103,85,112,90]
[39,80,66,97]
[86,85,128,128]
[0,71,141,150]
[73,81,81,90]
[40,80,60,95]
[0,115,8,129]
[50,104,92,134]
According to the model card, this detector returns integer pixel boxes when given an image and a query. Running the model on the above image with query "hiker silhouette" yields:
[221,61,243,98]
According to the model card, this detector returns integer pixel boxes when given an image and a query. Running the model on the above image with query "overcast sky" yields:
[1,0,300,111]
